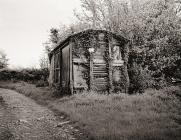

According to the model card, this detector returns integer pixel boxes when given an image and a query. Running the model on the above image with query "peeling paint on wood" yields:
[48,29,130,94]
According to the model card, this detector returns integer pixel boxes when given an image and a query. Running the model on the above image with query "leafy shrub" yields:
[128,67,146,94]
[0,68,49,86]
[36,80,49,87]
[128,64,167,94]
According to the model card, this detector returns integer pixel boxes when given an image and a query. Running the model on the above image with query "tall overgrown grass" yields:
[0,81,180,140]
[51,88,181,140]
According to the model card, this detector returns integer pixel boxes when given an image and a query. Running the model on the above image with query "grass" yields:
[0,81,181,140]
[0,81,53,105]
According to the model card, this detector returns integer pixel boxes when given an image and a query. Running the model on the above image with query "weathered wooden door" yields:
[61,45,70,88]
[92,43,109,91]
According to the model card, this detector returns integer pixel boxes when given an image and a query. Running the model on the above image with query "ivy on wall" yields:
[71,30,129,92]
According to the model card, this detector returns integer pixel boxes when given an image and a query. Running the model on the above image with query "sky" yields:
[0,0,81,68]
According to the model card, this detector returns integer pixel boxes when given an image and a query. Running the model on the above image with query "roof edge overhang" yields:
[49,29,130,57]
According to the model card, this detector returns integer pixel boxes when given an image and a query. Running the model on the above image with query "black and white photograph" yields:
[0,0,181,139]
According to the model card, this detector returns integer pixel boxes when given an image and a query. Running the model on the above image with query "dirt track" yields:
[0,88,76,140]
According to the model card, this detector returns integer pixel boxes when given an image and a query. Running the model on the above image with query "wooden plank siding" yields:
[48,29,130,94]
[92,41,109,91]
[108,35,113,92]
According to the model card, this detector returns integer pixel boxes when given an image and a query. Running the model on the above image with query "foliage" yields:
[49,28,59,45]
[75,0,130,33]
[0,68,49,86]
[128,0,181,92]
[75,0,181,93]
[45,0,181,93]
[48,23,90,50]
[39,48,50,70]
[0,50,8,69]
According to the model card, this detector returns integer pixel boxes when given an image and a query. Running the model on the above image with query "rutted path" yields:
[0,88,77,140]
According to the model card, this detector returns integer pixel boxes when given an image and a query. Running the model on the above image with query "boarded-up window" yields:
[73,64,88,89]
[113,46,122,61]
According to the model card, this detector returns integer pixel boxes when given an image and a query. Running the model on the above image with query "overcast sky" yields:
[0,0,81,68]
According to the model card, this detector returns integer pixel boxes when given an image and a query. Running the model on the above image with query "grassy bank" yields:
[0,81,181,140]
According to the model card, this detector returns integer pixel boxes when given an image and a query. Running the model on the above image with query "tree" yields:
[75,0,130,34]
[44,0,181,92]
[0,50,8,69]
[48,22,90,50]
[76,0,181,91]
[39,42,51,70]
[39,54,49,70]
[130,0,181,69]
[129,0,181,89]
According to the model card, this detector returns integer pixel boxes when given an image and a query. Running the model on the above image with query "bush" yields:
[36,80,49,87]
[128,64,167,94]
[0,68,49,86]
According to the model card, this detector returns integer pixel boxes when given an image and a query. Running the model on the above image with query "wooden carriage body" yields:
[49,29,129,94]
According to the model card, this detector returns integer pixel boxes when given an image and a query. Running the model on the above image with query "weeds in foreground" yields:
[0,81,181,140]
[51,89,181,140]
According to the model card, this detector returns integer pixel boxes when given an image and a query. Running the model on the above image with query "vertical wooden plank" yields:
[123,42,130,93]
[59,48,61,88]
[60,48,62,89]
[89,53,93,91]
[108,35,113,93]
[53,52,56,84]
[69,40,73,94]
[62,45,70,88]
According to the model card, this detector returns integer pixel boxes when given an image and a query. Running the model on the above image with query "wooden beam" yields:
[53,53,56,83]
[89,53,93,91]
[69,41,73,94]
[123,42,130,93]
[59,48,62,89]
[108,35,113,93]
